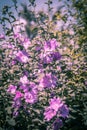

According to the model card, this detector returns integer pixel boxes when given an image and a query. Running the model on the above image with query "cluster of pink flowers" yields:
[6,34,69,129]
[44,97,69,121]
[7,76,38,116]
[40,39,61,64]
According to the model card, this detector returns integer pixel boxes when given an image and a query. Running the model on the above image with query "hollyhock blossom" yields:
[24,91,38,104]
[12,98,22,109]
[44,107,57,121]
[14,91,23,100]
[12,91,23,110]
[16,50,29,63]
[20,75,29,85]
[51,52,61,61]
[35,45,41,51]
[44,39,57,53]
[29,83,38,93]
[53,118,63,130]
[44,97,69,121]
[39,73,57,90]
[43,54,53,64]
[20,85,29,92]
[41,52,61,64]
[49,97,63,112]
[20,83,38,93]
[7,85,17,94]
[59,104,69,118]
[23,70,29,76]
[24,83,38,104]
[40,39,61,64]
[0,34,5,39]
[22,38,31,50]
[39,53,52,64]
[14,33,21,39]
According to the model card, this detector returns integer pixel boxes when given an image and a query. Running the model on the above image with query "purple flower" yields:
[44,39,57,53]
[0,34,5,39]
[23,70,29,76]
[14,91,23,100]
[59,104,69,118]
[49,97,63,112]
[35,46,41,51]
[53,118,63,130]
[24,91,38,104]
[20,83,38,94]
[44,97,69,121]
[51,52,61,61]
[39,73,57,90]
[43,54,53,64]
[13,110,19,117]
[7,85,17,94]
[20,75,29,85]
[44,107,57,121]
[12,98,22,109]
[16,50,29,63]
[20,85,29,92]
[29,83,38,93]
[22,38,31,49]
[50,92,55,98]
[14,33,21,39]
[11,60,17,65]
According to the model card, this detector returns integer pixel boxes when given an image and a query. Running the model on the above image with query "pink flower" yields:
[23,38,31,49]
[0,34,5,39]
[24,91,37,104]
[7,85,17,94]
[44,97,69,121]
[14,91,23,100]
[16,50,29,63]
[49,97,63,112]
[20,75,29,85]
[44,107,57,121]
[44,39,57,53]
[39,73,57,90]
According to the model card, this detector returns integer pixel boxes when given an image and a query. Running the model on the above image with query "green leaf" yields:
[0,127,3,130]
[5,107,12,114]
[7,118,16,126]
